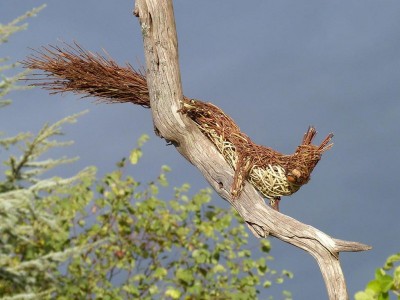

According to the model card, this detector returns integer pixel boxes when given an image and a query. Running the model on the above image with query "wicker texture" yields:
[22,43,333,209]
[179,100,333,201]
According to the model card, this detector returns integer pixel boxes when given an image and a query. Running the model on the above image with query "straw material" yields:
[179,100,333,203]
[22,43,333,209]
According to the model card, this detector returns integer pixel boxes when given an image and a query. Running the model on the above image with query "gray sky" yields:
[1,1,400,299]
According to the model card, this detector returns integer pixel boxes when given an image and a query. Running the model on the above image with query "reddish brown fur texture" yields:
[179,100,333,197]
[22,43,333,204]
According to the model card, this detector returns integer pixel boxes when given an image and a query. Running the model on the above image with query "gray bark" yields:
[134,1,371,299]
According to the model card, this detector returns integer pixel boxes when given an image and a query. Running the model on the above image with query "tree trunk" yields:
[134,1,371,299]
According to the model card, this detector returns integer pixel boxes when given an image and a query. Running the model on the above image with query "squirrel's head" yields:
[286,145,322,186]
[285,127,333,187]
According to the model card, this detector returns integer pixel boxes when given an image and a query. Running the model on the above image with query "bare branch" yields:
[134,1,370,299]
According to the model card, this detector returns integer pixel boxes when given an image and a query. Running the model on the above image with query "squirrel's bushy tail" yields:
[22,42,154,107]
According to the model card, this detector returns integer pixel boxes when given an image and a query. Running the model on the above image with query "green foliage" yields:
[0,5,46,44]
[1,37,96,295]
[355,253,400,300]
[129,134,149,165]
[0,6,99,298]
[0,166,97,298]
[53,155,291,300]
[0,5,46,106]
[1,124,291,299]
[1,110,88,192]
[1,74,97,298]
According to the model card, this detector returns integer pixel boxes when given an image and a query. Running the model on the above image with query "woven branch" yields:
[22,43,333,209]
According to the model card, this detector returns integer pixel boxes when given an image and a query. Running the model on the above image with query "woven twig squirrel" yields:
[22,43,333,211]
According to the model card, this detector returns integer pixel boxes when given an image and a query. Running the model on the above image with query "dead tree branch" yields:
[134,1,370,299]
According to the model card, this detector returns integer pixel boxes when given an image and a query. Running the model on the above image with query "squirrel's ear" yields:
[318,133,334,152]
[301,126,317,145]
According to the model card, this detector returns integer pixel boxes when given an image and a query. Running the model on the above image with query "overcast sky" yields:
[1,1,400,299]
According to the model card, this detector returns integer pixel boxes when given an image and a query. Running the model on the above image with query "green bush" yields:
[355,253,400,300]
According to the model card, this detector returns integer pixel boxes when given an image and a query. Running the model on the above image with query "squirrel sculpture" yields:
[22,44,333,211]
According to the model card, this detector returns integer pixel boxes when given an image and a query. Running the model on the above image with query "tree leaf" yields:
[165,287,181,299]
[129,148,142,165]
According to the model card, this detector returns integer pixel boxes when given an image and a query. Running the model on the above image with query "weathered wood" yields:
[134,1,371,299]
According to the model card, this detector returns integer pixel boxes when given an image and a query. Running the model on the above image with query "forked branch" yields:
[133,1,370,299]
